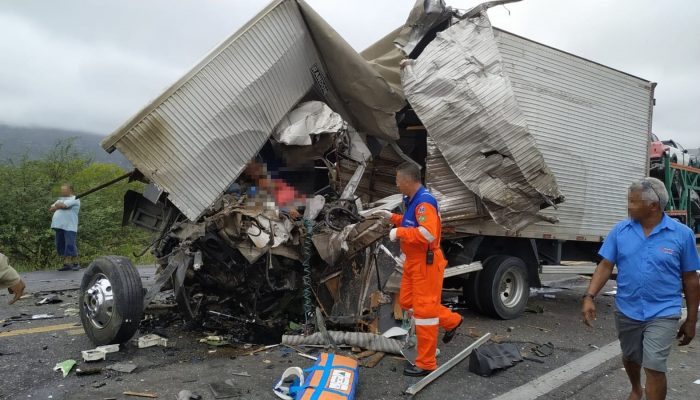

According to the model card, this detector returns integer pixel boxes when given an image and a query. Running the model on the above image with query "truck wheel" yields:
[478,256,529,320]
[462,270,483,313]
[80,256,144,345]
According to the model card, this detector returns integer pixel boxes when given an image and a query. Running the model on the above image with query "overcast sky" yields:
[0,0,698,147]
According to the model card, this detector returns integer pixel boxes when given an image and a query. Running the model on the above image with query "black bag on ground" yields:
[469,343,522,376]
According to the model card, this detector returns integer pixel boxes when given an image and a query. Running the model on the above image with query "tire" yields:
[80,256,144,345]
[477,256,529,320]
[462,270,483,313]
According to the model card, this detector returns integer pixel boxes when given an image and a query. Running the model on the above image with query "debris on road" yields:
[208,381,242,399]
[138,334,169,348]
[230,371,251,377]
[199,336,230,347]
[282,331,403,355]
[53,359,76,378]
[405,333,492,396]
[178,390,202,400]
[468,343,522,376]
[123,391,158,398]
[64,308,79,317]
[82,344,120,362]
[75,366,103,376]
[35,294,62,305]
[363,351,385,368]
[297,353,318,361]
[106,362,138,373]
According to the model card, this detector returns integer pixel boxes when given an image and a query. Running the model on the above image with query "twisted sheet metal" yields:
[282,331,404,355]
[402,14,563,231]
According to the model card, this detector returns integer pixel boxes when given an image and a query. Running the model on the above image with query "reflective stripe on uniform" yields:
[414,317,439,326]
[417,226,435,243]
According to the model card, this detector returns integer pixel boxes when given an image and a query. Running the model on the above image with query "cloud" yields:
[0,13,184,134]
[0,0,698,147]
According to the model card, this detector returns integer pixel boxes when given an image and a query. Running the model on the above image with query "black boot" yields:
[442,316,463,344]
[403,365,434,377]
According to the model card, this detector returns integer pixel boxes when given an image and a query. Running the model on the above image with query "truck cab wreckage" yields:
[80,0,656,346]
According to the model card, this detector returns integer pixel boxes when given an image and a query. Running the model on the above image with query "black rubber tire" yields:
[477,256,529,320]
[80,256,144,345]
[462,270,484,313]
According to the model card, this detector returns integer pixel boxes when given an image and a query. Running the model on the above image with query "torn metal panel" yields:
[401,13,563,231]
[425,136,484,223]
[273,101,345,146]
[393,0,452,56]
[101,0,336,221]
[297,0,405,141]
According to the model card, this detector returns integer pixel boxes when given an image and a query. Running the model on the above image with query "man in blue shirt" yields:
[582,177,700,400]
[49,183,81,271]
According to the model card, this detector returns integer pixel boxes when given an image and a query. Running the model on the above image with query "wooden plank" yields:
[364,352,385,368]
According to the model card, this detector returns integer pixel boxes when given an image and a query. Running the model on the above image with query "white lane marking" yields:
[492,340,621,400]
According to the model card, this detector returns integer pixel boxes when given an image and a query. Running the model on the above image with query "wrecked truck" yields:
[80,0,655,346]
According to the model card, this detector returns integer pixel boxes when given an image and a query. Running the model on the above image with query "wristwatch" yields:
[582,293,595,301]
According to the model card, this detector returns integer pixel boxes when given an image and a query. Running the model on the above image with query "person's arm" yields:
[394,202,439,247]
[582,225,619,327]
[0,253,25,304]
[390,213,403,227]
[678,229,700,345]
[679,272,699,345]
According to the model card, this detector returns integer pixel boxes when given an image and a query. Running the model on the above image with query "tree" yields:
[0,140,152,270]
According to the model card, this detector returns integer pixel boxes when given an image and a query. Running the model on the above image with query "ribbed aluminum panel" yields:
[402,15,563,231]
[425,136,483,223]
[491,29,653,239]
[102,0,326,221]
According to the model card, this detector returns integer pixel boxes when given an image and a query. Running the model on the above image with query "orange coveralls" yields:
[390,187,462,370]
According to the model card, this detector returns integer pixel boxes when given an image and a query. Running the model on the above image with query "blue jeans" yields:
[54,229,78,257]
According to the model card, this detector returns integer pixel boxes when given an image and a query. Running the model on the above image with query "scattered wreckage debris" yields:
[405,333,492,395]
[53,359,77,378]
[36,294,63,306]
[82,344,120,362]
[282,331,403,355]
[137,334,170,348]
[123,391,158,399]
[107,362,138,374]
[178,390,203,400]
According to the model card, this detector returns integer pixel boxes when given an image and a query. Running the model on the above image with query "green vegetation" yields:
[0,139,155,271]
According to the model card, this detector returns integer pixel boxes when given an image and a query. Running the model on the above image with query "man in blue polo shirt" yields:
[582,177,700,400]
[49,183,81,271]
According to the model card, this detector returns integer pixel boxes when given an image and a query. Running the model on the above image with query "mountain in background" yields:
[0,124,131,169]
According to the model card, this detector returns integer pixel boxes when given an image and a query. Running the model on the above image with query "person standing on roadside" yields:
[581,177,700,400]
[50,183,81,271]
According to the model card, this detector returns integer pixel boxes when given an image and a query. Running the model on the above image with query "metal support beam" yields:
[404,333,492,396]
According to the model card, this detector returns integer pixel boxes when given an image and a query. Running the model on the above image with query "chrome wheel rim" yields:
[499,268,525,308]
[83,274,115,329]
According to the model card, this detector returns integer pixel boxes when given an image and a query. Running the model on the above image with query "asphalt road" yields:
[1,268,699,399]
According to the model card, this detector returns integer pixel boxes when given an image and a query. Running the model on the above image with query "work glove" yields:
[371,209,393,219]
[389,228,398,242]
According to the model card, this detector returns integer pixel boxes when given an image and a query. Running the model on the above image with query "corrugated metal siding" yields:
[102,1,327,221]
[402,16,562,231]
[425,136,483,223]
[489,29,652,239]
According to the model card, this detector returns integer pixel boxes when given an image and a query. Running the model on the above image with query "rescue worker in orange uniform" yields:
[374,162,463,376]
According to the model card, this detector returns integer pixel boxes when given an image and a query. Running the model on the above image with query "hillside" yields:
[0,124,131,168]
